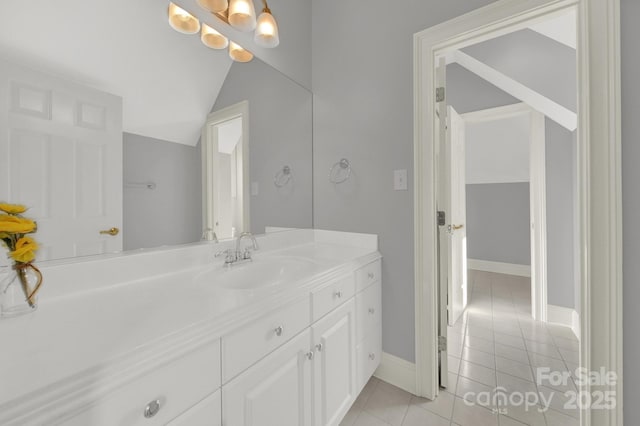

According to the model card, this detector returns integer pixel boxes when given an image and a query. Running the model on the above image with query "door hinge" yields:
[436,87,445,103]
[438,336,447,352]
[437,210,446,226]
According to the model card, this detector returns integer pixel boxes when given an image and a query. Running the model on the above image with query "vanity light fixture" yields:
[168,2,200,34]
[201,23,229,49]
[197,0,228,14]
[254,0,279,47]
[227,0,257,32]
[229,41,254,62]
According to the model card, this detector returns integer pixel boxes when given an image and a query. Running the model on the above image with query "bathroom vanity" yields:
[0,229,381,426]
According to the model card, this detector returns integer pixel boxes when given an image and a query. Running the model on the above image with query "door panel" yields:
[0,59,123,262]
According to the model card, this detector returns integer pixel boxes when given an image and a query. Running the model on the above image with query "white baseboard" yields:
[373,352,416,395]
[467,259,531,277]
[547,304,580,340]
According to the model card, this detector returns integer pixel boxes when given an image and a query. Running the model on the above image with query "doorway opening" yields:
[413,0,622,425]
[202,100,250,240]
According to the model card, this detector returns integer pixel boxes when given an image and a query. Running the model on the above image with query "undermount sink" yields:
[194,256,320,291]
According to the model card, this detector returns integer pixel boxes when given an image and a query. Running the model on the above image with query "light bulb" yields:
[229,41,253,62]
[254,8,279,48]
[197,0,228,13]
[201,23,229,49]
[168,2,200,34]
[228,0,256,32]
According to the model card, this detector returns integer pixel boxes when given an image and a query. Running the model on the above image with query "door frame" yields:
[201,100,251,238]
[413,2,622,426]
[461,103,548,322]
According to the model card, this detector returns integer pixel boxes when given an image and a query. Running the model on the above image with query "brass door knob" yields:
[99,227,120,236]
[452,224,464,230]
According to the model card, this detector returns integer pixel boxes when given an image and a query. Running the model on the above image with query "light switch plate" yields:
[394,169,408,191]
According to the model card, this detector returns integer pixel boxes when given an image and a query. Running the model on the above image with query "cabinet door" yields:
[312,299,356,426]
[223,330,313,426]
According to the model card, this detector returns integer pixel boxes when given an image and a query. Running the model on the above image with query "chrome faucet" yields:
[201,228,218,243]
[215,232,259,267]
[236,232,259,260]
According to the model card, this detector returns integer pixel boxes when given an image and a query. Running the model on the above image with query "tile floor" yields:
[341,270,581,426]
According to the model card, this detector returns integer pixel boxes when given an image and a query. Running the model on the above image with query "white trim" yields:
[467,259,531,277]
[530,110,548,322]
[460,102,531,123]
[547,304,580,340]
[451,50,577,131]
[373,352,417,395]
[414,2,622,424]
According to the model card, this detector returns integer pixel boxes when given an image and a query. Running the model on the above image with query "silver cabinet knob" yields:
[334,290,343,298]
[144,399,161,418]
[306,351,314,360]
[368,308,375,315]
[368,272,374,280]
[274,326,284,336]
[316,343,323,352]
[369,353,376,360]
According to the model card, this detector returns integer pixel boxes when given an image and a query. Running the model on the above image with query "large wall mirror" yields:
[0,0,313,264]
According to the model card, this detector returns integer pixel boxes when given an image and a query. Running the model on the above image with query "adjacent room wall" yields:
[123,133,201,250]
[466,183,531,265]
[621,0,639,421]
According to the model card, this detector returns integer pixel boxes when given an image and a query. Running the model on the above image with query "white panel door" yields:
[311,300,356,426]
[0,59,123,262]
[447,105,468,326]
[222,329,313,426]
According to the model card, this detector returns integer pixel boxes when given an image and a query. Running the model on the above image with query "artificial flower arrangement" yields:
[0,202,42,309]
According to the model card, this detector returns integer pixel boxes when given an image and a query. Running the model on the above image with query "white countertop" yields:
[0,229,380,424]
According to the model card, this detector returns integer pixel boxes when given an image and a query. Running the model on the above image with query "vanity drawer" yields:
[355,260,381,293]
[356,331,382,393]
[63,339,221,426]
[311,275,355,322]
[356,280,381,342]
[167,390,221,426]
[222,296,311,383]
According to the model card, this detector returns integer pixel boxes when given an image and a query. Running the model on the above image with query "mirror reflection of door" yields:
[202,101,250,240]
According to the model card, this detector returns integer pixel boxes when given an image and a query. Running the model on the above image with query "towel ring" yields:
[274,165,292,187]
[329,158,351,184]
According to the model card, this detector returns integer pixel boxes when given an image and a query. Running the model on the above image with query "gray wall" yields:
[123,133,201,250]
[545,120,576,309]
[447,63,519,113]
[466,183,531,265]
[621,0,639,422]
[312,0,497,363]
[213,59,313,235]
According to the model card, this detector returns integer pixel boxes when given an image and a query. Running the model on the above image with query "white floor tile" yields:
[452,397,499,426]
[459,359,497,387]
[461,346,496,369]
[401,405,450,426]
[495,343,530,365]
[495,356,534,382]
[409,391,455,421]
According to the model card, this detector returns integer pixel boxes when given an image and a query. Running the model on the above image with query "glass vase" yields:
[0,266,39,318]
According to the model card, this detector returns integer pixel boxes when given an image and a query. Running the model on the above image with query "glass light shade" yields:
[228,0,256,32]
[229,41,253,62]
[168,2,200,34]
[201,24,229,49]
[197,0,228,13]
[254,10,279,48]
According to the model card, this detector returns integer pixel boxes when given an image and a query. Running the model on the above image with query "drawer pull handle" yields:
[368,308,375,315]
[334,291,343,298]
[274,326,284,336]
[368,272,374,280]
[144,399,161,419]
[369,353,376,360]
[306,351,314,360]
[316,343,323,352]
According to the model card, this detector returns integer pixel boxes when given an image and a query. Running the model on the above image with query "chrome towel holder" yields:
[329,158,351,184]
[274,165,292,187]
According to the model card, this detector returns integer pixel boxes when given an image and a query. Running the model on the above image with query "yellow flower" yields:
[0,215,36,234]
[0,203,28,214]
[10,237,38,263]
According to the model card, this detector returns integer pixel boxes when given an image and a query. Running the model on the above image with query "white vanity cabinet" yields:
[311,299,356,426]
[354,261,382,392]
[166,391,221,426]
[222,329,314,426]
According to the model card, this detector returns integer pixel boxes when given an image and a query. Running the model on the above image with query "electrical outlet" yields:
[394,169,408,191]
